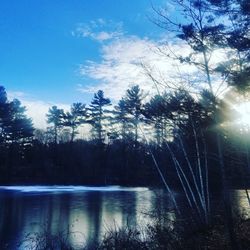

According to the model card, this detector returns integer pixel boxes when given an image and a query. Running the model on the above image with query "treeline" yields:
[0,83,248,189]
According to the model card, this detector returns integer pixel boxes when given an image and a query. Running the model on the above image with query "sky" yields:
[0,0,218,129]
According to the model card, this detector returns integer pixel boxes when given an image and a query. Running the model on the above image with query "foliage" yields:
[47,105,64,143]
[88,90,111,142]
[63,102,87,142]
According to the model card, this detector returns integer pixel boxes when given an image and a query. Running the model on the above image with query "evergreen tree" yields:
[47,106,64,144]
[113,98,133,141]
[209,0,250,92]
[88,90,111,142]
[0,86,9,143]
[143,94,172,145]
[123,85,144,143]
[153,0,225,93]
[0,88,34,145]
[6,99,34,143]
[63,102,87,142]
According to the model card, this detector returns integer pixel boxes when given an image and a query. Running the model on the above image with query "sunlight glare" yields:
[234,101,250,130]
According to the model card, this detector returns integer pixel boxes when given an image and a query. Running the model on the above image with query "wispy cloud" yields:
[77,18,227,101]
[78,34,203,100]
[72,19,123,42]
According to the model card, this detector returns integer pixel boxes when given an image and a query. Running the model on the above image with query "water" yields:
[0,186,249,249]
[0,186,168,249]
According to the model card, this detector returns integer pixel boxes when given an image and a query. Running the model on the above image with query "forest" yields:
[0,81,249,190]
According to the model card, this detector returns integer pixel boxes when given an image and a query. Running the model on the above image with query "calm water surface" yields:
[0,186,170,249]
[0,186,249,249]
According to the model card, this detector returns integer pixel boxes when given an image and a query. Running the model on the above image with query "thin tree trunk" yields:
[216,132,239,250]
[191,118,207,222]
[178,135,208,221]
[200,128,210,219]
[139,125,180,214]
[165,141,203,221]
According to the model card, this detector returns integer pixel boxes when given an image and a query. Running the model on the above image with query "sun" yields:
[234,101,250,129]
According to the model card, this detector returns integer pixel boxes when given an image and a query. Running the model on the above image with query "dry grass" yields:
[17,216,250,250]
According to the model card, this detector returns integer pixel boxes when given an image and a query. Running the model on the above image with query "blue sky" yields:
[1,0,201,128]
[0,0,164,104]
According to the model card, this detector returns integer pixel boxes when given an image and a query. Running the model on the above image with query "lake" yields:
[0,186,170,249]
[0,186,249,249]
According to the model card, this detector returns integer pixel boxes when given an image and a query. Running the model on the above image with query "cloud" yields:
[78,26,228,101]
[7,92,92,138]
[78,35,204,101]
[8,92,70,129]
[74,18,205,100]
[72,19,123,42]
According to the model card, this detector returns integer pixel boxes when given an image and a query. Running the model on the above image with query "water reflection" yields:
[0,186,161,249]
[0,187,249,249]
[232,189,250,218]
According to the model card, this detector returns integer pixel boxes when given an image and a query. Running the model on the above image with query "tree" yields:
[0,86,7,104]
[209,0,250,92]
[0,91,34,145]
[0,89,34,178]
[113,98,133,141]
[153,0,242,246]
[123,85,144,143]
[153,0,226,93]
[88,90,111,142]
[6,99,34,143]
[0,86,9,143]
[63,102,87,142]
[47,106,64,144]
[143,94,172,145]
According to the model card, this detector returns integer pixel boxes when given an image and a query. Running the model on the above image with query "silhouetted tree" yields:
[143,94,172,145]
[153,0,225,93]
[153,0,242,246]
[113,98,133,141]
[0,86,9,144]
[47,106,64,144]
[209,0,250,92]
[6,99,34,143]
[123,85,144,143]
[63,102,87,142]
[0,89,34,145]
[88,90,111,142]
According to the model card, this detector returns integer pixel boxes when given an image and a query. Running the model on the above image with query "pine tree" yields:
[88,90,111,142]
[6,99,34,143]
[47,106,64,144]
[123,85,144,143]
[0,86,9,143]
[113,98,133,141]
[63,102,87,142]
[143,94,171,145]
[0,88,34,145]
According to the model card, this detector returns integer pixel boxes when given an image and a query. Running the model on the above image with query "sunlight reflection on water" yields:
[0,185,149,193]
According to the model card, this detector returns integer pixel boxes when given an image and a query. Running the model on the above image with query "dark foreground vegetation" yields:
[18,215,250,250]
